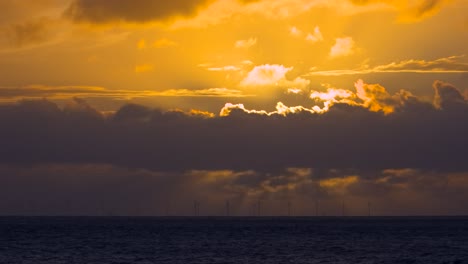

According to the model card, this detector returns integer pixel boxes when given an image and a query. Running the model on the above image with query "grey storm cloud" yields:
[0,81,467,172]
[65,0,217,23]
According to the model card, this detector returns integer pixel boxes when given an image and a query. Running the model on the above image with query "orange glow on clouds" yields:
[320,175,359,190]
[221,79,416,116]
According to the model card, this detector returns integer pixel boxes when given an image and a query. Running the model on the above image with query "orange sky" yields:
[0,0,467,113]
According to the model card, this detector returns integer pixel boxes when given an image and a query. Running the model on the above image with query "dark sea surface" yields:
[0,216,467,264]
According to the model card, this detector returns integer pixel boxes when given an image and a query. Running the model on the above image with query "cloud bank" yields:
[0,80,467,216]
[0,80,466,172]
[65,0,217,23]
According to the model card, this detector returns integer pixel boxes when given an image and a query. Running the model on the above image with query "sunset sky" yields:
[0,0,467,216]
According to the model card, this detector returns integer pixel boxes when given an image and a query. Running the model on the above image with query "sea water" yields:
[1,216,467,263]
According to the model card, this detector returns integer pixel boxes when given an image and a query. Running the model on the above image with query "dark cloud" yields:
[433,80,467,110]
[0,0,59,25]
[65,0,217,23]
[0,81,467,172]
[3,19,50,47]
[413,0,443,16]
[0,1,64,48]
[0,164,467,216]
[349,0,449,18]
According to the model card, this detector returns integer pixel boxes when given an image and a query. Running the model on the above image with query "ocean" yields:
[0,216,467,263]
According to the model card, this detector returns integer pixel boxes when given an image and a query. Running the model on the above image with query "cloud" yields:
[329,37,355,58]
[241,64,310,91]
[290,25,324,43]
[0,0,64,25]
[372,56,468,73]
[171,0,391,28]
[152,88,250,97]
[309,87,357,112]
[168,0,450,28]
[307,56,468,76]
[0,1,70,50]
[242,64,292,86]
[305,26,323,43]
[219,102,316,116]
[207,66,242,72]
[65,0,216,24]
[0,80,466,173]
[319,175,359,194]
[350,0,452,21]
[433,80,467,110]
[0,91,467,217]
[235,37,257,48]
[1,163,467,216]
[198,61,248,72]
[287,88,303,94]
[3,19,50,47]
[0,85,250,102]
[289,26,303,37]
[308,81,399,114]
[225,79,406,115]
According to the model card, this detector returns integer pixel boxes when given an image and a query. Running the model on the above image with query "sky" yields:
[0,0,468,216]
